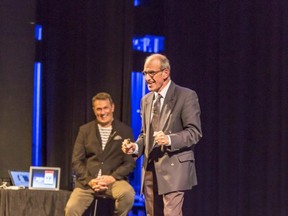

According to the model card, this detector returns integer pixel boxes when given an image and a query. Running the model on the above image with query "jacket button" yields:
[171,163,174,166]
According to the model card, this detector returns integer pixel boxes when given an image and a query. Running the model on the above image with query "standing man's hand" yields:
[154,131,169,145]
[122,139,136,154]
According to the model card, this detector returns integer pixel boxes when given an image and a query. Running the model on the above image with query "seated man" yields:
[65,92,135,216]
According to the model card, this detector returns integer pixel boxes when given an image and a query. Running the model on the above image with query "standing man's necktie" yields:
[151,93,161,132]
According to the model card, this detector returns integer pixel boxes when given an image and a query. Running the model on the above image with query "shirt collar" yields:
[154,80,171,99]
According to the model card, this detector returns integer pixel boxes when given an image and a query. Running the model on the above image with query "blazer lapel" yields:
[159,82,177,130]
[105,130,117,145]
[143,93,154,154]
[94,122,104,153]
[144,92,154,134]
[103,123,118,154]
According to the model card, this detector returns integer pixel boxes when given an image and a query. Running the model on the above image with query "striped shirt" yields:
[98,124,112,150]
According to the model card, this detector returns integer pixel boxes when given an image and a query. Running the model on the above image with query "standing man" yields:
[65,92,135,216]
[122,54,202,216]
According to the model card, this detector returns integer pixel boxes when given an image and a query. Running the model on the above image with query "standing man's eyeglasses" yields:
[142,69,165,78]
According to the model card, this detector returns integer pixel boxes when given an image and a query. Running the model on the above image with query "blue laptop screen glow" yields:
[9,171,30,188]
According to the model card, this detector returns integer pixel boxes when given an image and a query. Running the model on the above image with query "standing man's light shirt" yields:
[134,80,172,154]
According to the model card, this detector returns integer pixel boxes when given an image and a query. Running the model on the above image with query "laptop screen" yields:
[8,170,30,188]
[29,166,61,190]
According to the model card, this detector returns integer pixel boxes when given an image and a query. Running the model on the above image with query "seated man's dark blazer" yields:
[72,119,135,189]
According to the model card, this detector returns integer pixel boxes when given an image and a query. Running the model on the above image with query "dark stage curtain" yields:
[0,0,35,178]
[38,0,133,190]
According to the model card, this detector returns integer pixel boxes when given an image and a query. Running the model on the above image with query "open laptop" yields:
[8,170,30,188]
[29,166,61,190]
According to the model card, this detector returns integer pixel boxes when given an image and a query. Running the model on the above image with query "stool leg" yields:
[93,199,98,216]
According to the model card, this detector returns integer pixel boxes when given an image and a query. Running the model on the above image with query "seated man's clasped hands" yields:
[88,175,115,192]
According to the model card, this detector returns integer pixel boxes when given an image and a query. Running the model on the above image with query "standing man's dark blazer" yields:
[137,81,202,195]
[72,119,135,190]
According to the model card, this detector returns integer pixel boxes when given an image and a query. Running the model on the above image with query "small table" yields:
[0,189,71,216]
